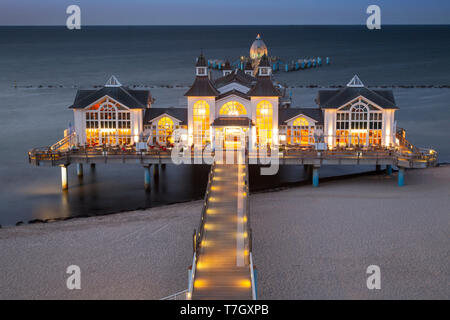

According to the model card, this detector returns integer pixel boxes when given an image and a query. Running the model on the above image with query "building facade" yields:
[70,38,398,151]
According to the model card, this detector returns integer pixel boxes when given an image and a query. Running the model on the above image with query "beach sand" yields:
[0,166,448,299]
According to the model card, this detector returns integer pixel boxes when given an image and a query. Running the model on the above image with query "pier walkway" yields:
[188,153,255,300]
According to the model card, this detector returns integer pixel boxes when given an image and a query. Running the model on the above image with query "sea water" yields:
[0,26,448,226]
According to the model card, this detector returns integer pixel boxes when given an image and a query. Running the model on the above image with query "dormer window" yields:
[196,67,207,76]
[259,67,270,76]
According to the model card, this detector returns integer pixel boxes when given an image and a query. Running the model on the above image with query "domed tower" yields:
[250,34,268,61]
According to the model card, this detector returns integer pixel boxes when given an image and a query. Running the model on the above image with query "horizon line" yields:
[1,23,450,27]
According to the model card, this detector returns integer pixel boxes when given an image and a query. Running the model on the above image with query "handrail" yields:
[187,254,196,299]
[187,161,216,299]
[194,161,216,254]
[28,138,437,168]
[160,289,188,300]
[249,252,257,300]
[243,152,256,299]
[50,132,77,151]
[396,129,421,154]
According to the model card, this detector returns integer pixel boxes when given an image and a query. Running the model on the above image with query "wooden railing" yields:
[242,155,257,300]
[188,161,216,299]
[396,127,421,154]
[50,132,77,151]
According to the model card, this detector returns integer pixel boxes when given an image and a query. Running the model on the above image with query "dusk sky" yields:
[1,0,449,25]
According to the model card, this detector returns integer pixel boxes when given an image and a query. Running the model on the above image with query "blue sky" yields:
[1,0,449,25]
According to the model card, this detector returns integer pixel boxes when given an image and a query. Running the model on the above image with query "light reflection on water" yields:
[1,161,373,226]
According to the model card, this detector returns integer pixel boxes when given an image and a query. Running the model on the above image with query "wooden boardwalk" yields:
[192,161,253,300]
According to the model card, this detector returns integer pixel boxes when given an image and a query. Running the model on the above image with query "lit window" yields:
[291,117,313,145]
[85,98,131,146]
[158,116,174,144]
[193,100,210,146]
[256,100,273,146]
[219,101,247,116]
[335,101,382,147]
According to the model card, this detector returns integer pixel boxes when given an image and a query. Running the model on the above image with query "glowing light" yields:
[204,223,215,230]
[238,279,252,288]
[194,279,207,288]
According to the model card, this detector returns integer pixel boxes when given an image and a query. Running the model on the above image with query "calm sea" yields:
[0,26,449,226]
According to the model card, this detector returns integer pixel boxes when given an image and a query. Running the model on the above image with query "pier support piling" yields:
[386,165,393,176]
[77,163,83,177]
[312,166,320,187]
[304,164,312,180]
[153,164,159,178]
[376,164,381,173]
[398,167,405,187]
[60,165,68,190]
[144,165,151,191]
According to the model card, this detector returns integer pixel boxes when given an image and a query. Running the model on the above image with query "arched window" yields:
[335,100,383,147]
[219,101,247,116]
[256,100,273,146]
[291,116,313,145]
[193,100,210,146]
[293,117,309,127]
[85,98,130,146]
[350,105,368,129]
[158,116,174,144]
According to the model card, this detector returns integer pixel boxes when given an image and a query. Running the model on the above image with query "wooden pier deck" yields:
[192,162,253,300]
[28,146,437,169]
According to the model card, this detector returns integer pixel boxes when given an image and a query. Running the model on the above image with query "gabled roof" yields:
[279,108,323,125]
[247,77,281,97]
[144,107,187,124]
[213,69,255,88]
[316,86,398,109]
[69,86,150,109]
[216,89,250,101]
[184,76,220,97]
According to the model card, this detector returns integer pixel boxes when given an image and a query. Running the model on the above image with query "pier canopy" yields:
[250,34,268,60]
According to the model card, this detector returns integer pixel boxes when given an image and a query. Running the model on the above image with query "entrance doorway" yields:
[224,127,243,150]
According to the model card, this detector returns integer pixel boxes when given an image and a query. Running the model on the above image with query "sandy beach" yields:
[0,165,449,299]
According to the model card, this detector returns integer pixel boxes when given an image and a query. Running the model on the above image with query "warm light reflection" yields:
[238,279,252,288]
[194,279,207,288]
